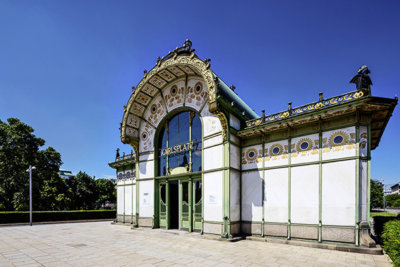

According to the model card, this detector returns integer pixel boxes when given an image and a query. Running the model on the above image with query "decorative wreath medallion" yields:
[296,138,313,152]
[194,82,203,95]
[150,104,157,114]
[170,85,178,96]
[246,148,258,161]
[269,144,283,156]
[328,131,349,147]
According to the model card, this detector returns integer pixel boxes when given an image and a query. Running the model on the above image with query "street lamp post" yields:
[26,165,36,226]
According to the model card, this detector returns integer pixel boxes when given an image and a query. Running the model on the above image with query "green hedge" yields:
[382,220,400,267]
[373,216,399,242]
[0,210,116,224]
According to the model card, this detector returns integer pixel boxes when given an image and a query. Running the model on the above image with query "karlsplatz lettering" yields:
[160,141,195,156]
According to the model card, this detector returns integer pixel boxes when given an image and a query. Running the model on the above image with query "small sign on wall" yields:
[142,193,149,206]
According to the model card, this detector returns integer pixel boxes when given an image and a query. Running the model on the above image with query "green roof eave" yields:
[213,72,259,120]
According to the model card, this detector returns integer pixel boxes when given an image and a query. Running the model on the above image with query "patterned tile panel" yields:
[179,65,194,74]
[127,114,140,128]
[142,83,158,96]
[185,78,208,111]
[130,103,145,116]
[149,75,167,88]
[135,92,152,106]
[163,78,185,112]
[158,69,176,82]
[322,126,356,160]
[167,66,185,77]
[139,121,155,153]
[291,133,319,164]
[126,126,138,138]
[143,94,167,128]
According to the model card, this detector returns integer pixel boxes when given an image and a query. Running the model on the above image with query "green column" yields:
[318,120,323,243]
[166,180,170,230]
[355,115,360,246]
[261,135,265,237]
[189,177,193,232]
[288,133,292,240]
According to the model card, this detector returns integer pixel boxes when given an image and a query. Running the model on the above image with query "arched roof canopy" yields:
[120,40,258,154]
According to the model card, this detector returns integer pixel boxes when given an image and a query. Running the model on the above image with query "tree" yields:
[67,171,98,210]
[0,118,63,211]
[95,178,116,209]
[386,194,400,208]
[370,179,384,209]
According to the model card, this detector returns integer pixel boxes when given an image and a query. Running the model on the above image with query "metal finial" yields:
[262,110,265,118]
[184,39,192,49]
[288,102,292,110]
[230,85,236,91]
[319,92,323,101]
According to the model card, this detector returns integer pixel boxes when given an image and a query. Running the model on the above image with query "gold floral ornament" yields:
[353,91,364,99]
[328,131,349,147]
[246,148,258,161]
[314,102,323,109]
[269,144,283,157]
[296,138,313,152]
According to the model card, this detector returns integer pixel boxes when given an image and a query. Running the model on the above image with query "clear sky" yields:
[0,0,399,185]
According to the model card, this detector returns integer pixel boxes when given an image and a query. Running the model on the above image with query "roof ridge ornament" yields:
[350,65,372,93]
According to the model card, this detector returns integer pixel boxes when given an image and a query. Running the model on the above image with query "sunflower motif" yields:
[269,144,283,157]
[328,131,349,147]
[194,82,203,95]
[246,148,258,161]
[170,85,178,97]
[296,138,313,152]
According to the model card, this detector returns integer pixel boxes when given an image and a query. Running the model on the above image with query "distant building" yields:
[390,183,400,195]
[58,169,74,179]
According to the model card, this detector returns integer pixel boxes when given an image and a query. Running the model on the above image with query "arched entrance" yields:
[157,110,202,231]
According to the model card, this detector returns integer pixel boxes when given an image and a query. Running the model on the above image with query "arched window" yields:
[158,111,202,176]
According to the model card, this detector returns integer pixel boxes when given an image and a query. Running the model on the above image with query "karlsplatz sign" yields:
[160,141,199,156]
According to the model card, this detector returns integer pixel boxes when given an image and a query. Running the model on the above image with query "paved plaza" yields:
[0,221,393,266]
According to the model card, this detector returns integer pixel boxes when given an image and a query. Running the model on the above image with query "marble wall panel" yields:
[230,114,241,130]
[359,126,368,157]
[139,153,154,162]
[291,133,319,164]
[322,160,355,226]
[242,171,263,222]
[204,145,223,170]
[117,186,124,215]
[230,144,240,170]
[139,161,154,179]
[265,168,288,223]
[139,180,154,217]
[322,126,356,160]
[124,185,132,215]
[204,135,222,148]
[242,144,263,170]
[265,139,289,168]
[230,170,241,222]
[201,105,222,137]
[360,160,368,222]
[291,165,319,224]
[204,171,223,222]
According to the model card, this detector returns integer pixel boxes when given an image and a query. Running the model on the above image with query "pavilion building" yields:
[109,40,397,247]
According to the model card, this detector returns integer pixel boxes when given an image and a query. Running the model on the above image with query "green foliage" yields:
[393,199,400,208]
[370,180,384,208]
[373,216,399,242]
[370,212,396,217]
[0,210,116,224]
[382,220,400,267]
[385,194,400,208]
[0,118,62,211]
[95,178,116,208]
[0,118,116,212]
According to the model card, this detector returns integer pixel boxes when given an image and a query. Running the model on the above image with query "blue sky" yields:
[0,0,399,185]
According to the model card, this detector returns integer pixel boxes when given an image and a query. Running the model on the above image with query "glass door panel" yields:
[159,183,167,227]
[193,179,202,230]
[180,181,190,229]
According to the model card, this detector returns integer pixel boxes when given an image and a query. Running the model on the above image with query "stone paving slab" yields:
[0,222,393,266]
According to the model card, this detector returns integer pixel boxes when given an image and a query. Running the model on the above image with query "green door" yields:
[159,182,167,227]
[180,181,190,229]
[193,179,202,231]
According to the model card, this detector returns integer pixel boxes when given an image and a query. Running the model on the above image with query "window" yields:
[158,111,202,176]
